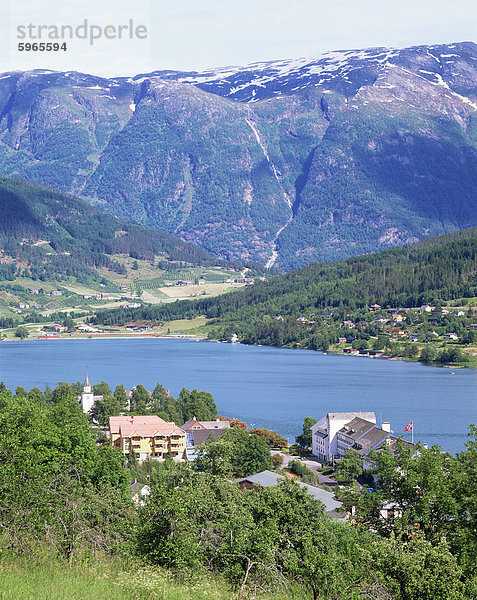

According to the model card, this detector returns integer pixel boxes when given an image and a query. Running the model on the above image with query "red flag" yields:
[166,390,170,396]
[404,421,413,431]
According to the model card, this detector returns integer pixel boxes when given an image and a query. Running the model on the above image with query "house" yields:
[182,418,232,433]
[109,415,186,463]
[184,428,227,460]
[338,337,347,343]
[78,373,103,413]
[310,412,376,462]
[408,333,419,342]
[129,480,150,506]
[419,305,433,314]
[444,333,459,340]
[181,417,231,457]
[368,350,383,357]
[388,328,406,337]
[237,470,344,518]
[389,314,404,323]
[76,324,101,333]
[51,290,62,296]
[369,304,381,312]
[44,323,67,333]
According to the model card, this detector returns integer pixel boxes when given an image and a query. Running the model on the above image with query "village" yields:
[77,374,419,524]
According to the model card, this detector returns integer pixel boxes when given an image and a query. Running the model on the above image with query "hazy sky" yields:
[3,0,477,76]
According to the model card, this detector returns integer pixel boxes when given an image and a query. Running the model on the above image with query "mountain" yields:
[1,42,477,268]
[0,176,228,284]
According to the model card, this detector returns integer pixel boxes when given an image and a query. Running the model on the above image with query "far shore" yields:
[1,333,208,342]
[1,333,473,369]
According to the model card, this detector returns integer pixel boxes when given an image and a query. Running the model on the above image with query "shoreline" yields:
[1,333,473,369]
[0,333,208,342]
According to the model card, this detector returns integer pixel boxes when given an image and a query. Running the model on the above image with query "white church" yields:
[78,373,103,414]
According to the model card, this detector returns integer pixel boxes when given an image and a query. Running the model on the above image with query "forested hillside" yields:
[0,176,235,285]
[94,227,477,326]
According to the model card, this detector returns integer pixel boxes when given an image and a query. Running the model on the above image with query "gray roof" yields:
[191,428,226,445]
[338,417,376,441]
[237,470,343,514]
[327,411,376,423]
[371,436,417,457]
[129,481,149,495]
[353,427,390,456]
[199,420,231,429]
[182,418,231,431]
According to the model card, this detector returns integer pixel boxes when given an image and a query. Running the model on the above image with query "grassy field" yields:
[0,553,306,600]
[0,555,234,600]
[0,256,244,324]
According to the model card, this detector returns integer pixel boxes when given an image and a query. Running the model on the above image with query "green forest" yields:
[0,176,247,286]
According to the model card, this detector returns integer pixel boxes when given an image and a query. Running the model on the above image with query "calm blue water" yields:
[1,338,475,454]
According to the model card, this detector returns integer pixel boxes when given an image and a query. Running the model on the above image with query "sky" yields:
[2,0,477,76]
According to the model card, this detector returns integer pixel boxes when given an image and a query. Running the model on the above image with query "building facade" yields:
[109,415,187,462]
[310,412,376,462]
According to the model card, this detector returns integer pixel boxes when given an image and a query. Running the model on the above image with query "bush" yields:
[288,459,316,484]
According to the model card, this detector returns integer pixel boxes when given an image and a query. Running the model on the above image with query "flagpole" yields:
[412,423,413,444]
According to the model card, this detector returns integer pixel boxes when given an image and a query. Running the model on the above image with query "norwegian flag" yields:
[404,421,413,431]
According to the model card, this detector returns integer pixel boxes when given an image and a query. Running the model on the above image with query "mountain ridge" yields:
[1,41,477,268]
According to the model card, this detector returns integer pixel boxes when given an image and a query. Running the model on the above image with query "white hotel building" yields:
[310,411,377,462]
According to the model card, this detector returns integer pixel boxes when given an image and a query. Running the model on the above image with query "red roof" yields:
[109,415,185,437]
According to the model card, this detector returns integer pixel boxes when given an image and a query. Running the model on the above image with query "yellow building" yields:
[109,415,186,462]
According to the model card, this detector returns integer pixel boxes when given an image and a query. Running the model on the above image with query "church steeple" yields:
[84,372,91,393]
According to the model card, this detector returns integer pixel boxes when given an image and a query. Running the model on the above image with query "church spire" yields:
[84,372,91,391]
